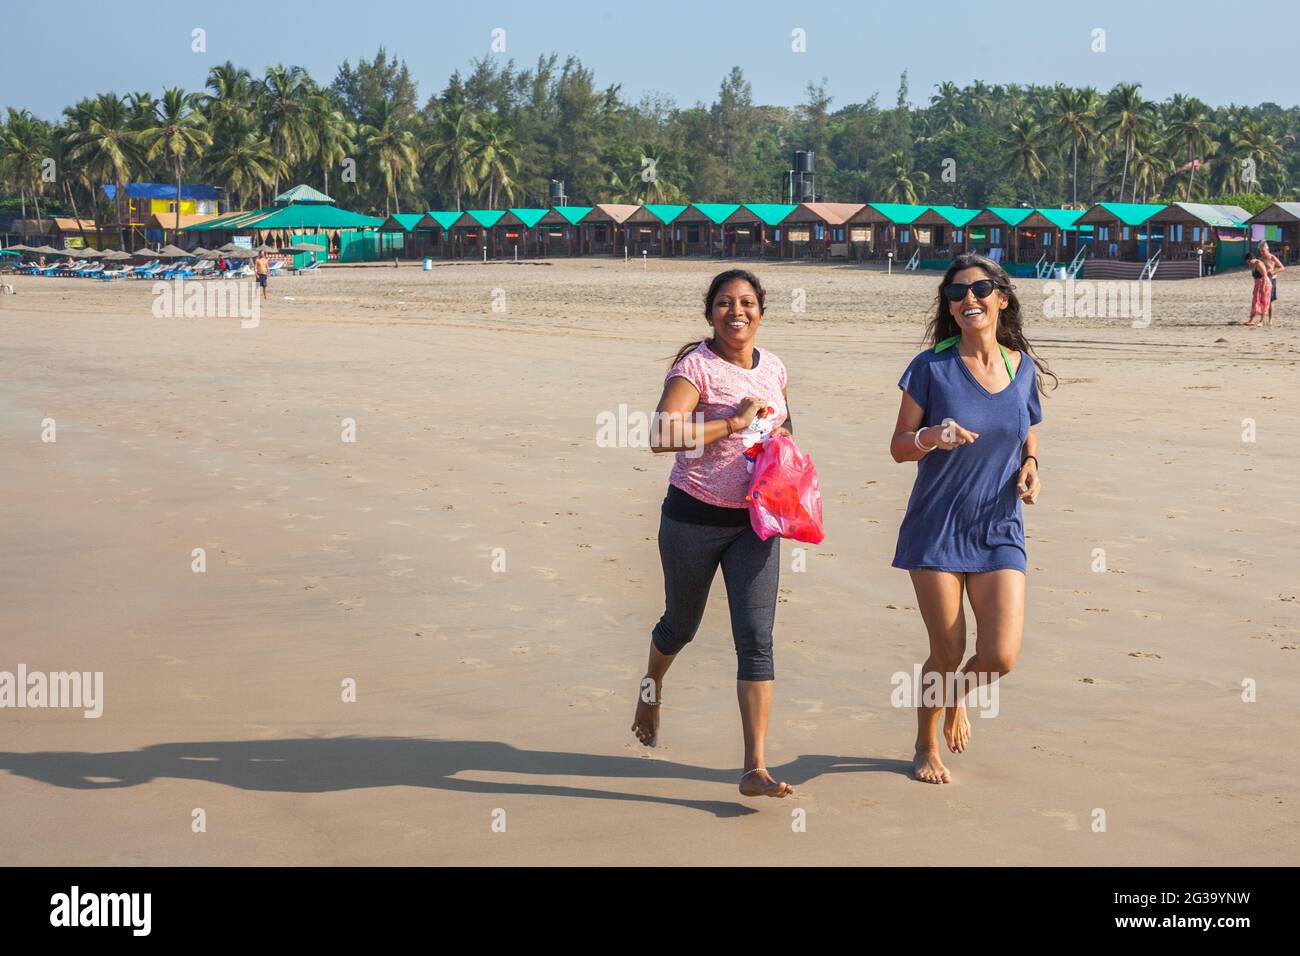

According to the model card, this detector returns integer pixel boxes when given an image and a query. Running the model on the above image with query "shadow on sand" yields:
[0,738,912,818]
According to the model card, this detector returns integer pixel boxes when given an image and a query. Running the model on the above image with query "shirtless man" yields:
[254,251,270,301]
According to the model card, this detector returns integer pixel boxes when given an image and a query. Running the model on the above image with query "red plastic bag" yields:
[745,434,824,544]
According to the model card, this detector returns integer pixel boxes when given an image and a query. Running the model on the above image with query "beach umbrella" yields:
[133,247,161,258]
[32,245,61,255]
[157,245,194,258]
[283,243,326,252]
[4,244,33,252]
[226,247,258,259]
[254,243,277,253]
[102,249,132,260]
[217,241,244,252]
[190,246,212,256]
[79,247,102,257]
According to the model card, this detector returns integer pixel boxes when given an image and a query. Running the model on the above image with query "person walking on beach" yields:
[1257,241,1284,325]
[889,253,1056,784]
[254,250,270,301]
[632,269,796,798]
[1246,254,1272,326]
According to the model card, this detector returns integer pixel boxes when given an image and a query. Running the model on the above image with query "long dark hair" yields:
[925,253,1058,395]
[669,269,767,367]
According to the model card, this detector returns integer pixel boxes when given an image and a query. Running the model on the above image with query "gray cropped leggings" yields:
[651,514,780,681]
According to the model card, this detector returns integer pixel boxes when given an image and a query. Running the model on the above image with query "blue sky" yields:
[6,0,1298,119]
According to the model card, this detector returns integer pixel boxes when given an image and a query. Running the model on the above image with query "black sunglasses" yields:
[943,279,999,301]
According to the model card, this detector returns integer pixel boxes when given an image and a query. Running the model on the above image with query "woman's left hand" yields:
[1017,460,1040,504]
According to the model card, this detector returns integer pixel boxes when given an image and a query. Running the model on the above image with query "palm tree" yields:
[202,62,256,132]
[1165,99,1216,200]
[1001,113,1048,205]
[260,65,315,196]
[426,103,481,211]
[1101,83,1151,202]
[63,93,144,245]
[359,100,420,215]
[871,150,929,204]
[204,115,286,210]
[310,94,355,197]
[0,108,52,220]
[928,82,966,134]
[140,88,212,237]
[471,114,521,208]
[1051,87,1095,206]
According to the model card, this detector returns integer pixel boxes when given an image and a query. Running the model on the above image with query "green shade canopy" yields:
[981,206,1036,227]
[925,205,982,227]
[868,203,929,224]
[549,206,592,226]
[1091,202,1166,226]
[1034,208,1087,230]
[690,203,740,224]
[643,204,689,224]
[456,210,506,228]
[273,184,335,205]
[380,214,425,232]
[738,203,798,226]
[421,211,462,230]
[506,207,550,227]
[182,203,384,231]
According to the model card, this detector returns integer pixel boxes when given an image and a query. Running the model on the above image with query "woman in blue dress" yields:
[890,253,1056,784]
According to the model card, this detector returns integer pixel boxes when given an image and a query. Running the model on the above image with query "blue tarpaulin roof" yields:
[103,183,221,201]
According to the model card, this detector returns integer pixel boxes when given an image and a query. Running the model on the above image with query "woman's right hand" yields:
[920,419,979,451]
[732,397,769,431]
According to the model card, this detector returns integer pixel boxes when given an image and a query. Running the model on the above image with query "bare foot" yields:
[944,703,971,754]
[630,678,660,747]
[739,768,794,798]
[913,749,952,784]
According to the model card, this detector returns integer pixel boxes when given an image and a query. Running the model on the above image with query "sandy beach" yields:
[1,258,1297,866]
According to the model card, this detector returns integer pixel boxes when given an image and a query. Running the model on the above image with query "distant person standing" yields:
[1245,254,1271,327]
[1257,241,1284,325]
[254,251,270,300]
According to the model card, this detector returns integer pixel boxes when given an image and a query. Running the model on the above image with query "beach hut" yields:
[446,210,506,259]
[966,207,1034,263]
[492,208,550,259]
[178,185,385,261]
[622,205,688,257]
[781,203,865,260]
[1247,202,1300,264]
[536,207,590,256]
[1076,203,1166,261]
[673,204,739,256]
[845,203,929,263]
[579,204,640,255]
[378,213,427,259]
[721,204,797,258]
[411,211,460,258]
[910,206,981,264]
[1144,203,1251,275]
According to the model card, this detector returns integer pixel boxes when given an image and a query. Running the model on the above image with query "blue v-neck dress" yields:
[892,345,1042,574]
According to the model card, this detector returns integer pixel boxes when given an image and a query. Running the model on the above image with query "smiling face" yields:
[948,265,1009,336]
[709,278,763,349]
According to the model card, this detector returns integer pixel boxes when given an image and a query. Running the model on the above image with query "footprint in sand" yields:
[786,719,818,731]
[533,567,559,580]
[331,532,352,541]
[792,698,825,715]
[1128,651,1161,659]
[456,656,489,668]
[337,596,366,610]
[156,654,184,665]
[512,643,530,655]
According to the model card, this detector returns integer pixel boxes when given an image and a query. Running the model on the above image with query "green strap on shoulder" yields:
[934,335,1015,381]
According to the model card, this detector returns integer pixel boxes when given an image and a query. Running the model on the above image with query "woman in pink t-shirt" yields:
[631,269,796,799]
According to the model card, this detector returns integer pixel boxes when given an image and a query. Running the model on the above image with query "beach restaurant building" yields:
[781,203,864,260]
[536,206,590,256]
[178,185,385,262]
[1146,202,1252,273]
[674,204,738,256]
[103,182,222,250]
[622,204,688,257]
[1077,202,1166,261]
[722,203,797,258]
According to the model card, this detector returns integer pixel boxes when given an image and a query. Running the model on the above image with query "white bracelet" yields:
[913,428,935,452]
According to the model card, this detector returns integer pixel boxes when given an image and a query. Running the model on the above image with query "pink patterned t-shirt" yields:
[665,340,788,508]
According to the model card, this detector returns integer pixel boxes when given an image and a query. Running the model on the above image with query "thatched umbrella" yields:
[133,247,161,258]
[157,244,194,258]
[254,243,277,253]
[32,245,61,255]
[217,241,244,252]
[4,244,34,252]
[283,243,327,252]
[102,249,132,260]
[191,246,212,256]
[225,247,258,259]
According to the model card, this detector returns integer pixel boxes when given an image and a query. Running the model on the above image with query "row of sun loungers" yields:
[14,259,285,280]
